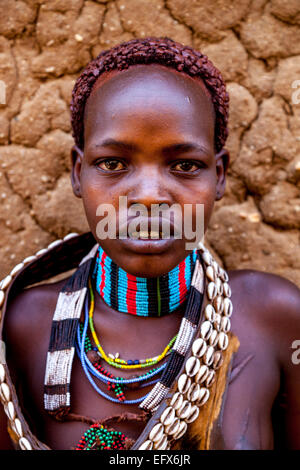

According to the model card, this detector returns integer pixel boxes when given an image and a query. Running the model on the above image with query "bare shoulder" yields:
[228,268,300,366]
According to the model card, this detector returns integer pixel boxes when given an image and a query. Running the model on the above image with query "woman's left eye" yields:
[172,161,202,172]
[97,159,125,171]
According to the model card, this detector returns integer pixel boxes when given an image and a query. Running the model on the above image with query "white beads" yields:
[0,291,5,308]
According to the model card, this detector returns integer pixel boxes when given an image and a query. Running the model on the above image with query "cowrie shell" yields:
[202,251,212,265]
[10,263,24,277]
[154,433,168,450]
[213,351,224,370]
[35,248,48,257]
[205,370,216,388]
[23,255,36,264]
[223,282,231,297]
[177,400,192,420]
[218,332,229,350]
[200,321,213,341]
[160,406,176,426]
[208,329,219,347]
[203,346,214,366]
[207,282,217,300]
[192,338,207,358]
[177,374,191,394]
[213,295,223,314]
[214,313,221,331]
[4,401,15,420]
[149,423,164,442]
[165,417,180,436]
[195,364,209,384]
[206,265,215,282]
[13,418,23,438]
[221,316,231,333]
[47,239,63,250]
[216,277,223,295]
[1,275,12,290]
[185,404,200,423]
[0,382,10,402]
[173,420,187,440]
[220,268,229,282]
[223,297,233,317]
[0,364,5,383]
[169,392,184,411]
[0,291,5,308]
[63,232,79,241]
[187,383,201,402]
[19,437,32,450]
[185,356,200,377]
[205,304,215,322]
[197,387,210,406]
[138,440,153,450]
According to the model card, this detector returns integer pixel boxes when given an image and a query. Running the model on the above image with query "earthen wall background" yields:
[0,0,299,286]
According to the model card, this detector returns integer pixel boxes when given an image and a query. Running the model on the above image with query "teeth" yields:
[130,230,166,239]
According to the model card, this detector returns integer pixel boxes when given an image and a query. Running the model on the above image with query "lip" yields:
[117,235,177,254]
[117,216,179,238]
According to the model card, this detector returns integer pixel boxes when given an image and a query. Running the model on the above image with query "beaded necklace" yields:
[93,246,197,317]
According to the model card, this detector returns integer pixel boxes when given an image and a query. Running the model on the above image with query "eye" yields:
[171,161,202,172]
[97,159,125,171]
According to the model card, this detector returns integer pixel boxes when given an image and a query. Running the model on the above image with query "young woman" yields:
[0,37,299,451]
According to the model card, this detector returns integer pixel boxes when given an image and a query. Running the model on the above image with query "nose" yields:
[126,164,172,209]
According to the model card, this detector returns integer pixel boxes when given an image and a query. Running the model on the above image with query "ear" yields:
[70,145,83,198]
[215,148,230,201]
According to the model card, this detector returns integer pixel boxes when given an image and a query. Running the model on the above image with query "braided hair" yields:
[70,37,229,153]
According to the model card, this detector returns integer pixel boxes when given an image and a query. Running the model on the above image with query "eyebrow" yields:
[95,138,211,157]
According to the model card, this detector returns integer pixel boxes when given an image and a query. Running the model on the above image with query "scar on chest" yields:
[229,353,255,384]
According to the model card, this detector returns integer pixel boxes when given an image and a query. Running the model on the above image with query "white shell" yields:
[203,346,214,366]
[187,383,201,402]
[218,332,229,350]
[200,321,213,341]
[205,370,216,388]
[208,329,219,347]
[177,400,192,420]
[0,382,11,402]
[63,232,79,241]
[138,440,153,450]
[214,313,221,331]
[177,374,191,394]
[197,241,206,252]
[192,338,207,358]
[19,437,32,450]
[206,265,215,282]
[47,239,63,250]
[213,295,223,314]
[205,304,215,322]
[202,251,212,265]
[169,392,184,411]
[1,275,12,290]
[154,433,168,450]
[195,364,209,384]
[216,277,223,295]
[185,356,200,377]
[13,418,23,438]
[173,420,187,440]
[160,406,176,426]
[219,268,229,282]
[223,297,233,317]
[207,282,217,300]
[23,255,36,264]
[35,248,48,257]
[223,282,231,298]
[0,291,5,308]
[221,316,231,333]
[149,423,164,443]
[197,387,210,406]
[0,364,5,383]
[10,263,24,277]
[4,401,15,420]
[213,351,224,370]
[164,417,180,436]
[186,405,200,424]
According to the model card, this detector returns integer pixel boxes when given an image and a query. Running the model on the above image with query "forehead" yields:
[84,64,215,147]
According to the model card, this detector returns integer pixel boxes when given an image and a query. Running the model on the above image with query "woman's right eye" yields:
[97,159,126,171]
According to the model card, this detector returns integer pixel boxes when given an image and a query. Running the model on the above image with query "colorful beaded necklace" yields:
[93,246,197,317]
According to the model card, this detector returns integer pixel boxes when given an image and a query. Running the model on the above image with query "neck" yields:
[92,246,198,317]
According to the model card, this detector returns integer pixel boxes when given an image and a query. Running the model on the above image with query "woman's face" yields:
[71,64,229,277]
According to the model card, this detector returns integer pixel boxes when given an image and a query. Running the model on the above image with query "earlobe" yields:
[215,148,230,201]
[70,145,83,198]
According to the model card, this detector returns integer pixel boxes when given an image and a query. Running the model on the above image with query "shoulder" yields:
[228,269,300,366]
